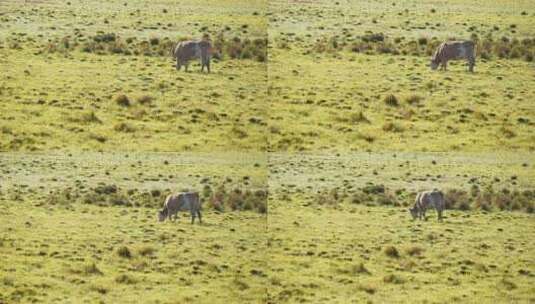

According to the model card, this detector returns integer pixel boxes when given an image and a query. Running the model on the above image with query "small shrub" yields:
[362,184,385,194]
[138,246,155,256]
[88,133,107,143]
[351,262,371,275]
[357,133,375,143]
[382,122,404,132]
[500,126,516,138]
[89,285,108,294]
[114,122,136,133]
[357,283,376,294]
[405,95,423,105]
[231,126,248,139]
[349,111,370,124]
[149,37,159,45]
[117,246,132,259]
[94,184,117,195]
[93,33,116,43]
[384,94,399,107]
[383,274,405,284]
[115,274,137,284]
[406,246,424,256]
[136,95,153,105]
[384,246,400,258]
[83,262,103,275]
[115,94,131,107]
[80,111,102,124]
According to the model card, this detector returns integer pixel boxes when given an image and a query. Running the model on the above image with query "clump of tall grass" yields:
[44,32,267,62]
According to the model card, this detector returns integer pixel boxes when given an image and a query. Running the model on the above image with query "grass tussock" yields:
[384,94,399,107]
[116,246,132,259]
[82,262,103,275]
[313,32,535,62]
[115,274,137,284]
[384,246,400,258]
[44,32,267,62]
[310,183,534,214]
[114,94,131,107]
[45,183,267,214]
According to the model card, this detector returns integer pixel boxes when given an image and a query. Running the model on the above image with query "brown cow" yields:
[430,41,476,72]
[172,39,213,73]
[158,192,202,224]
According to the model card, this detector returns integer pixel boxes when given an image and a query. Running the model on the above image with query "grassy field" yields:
[0,203,267,304]
[268,152,534,303]
[268,201,534,303]
[268,0,535,152]
[269,152,535,192]
[1,0,535,303]
[0,0,267,152]
[0,152,267,303]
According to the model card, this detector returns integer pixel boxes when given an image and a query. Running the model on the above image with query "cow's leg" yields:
[197,210,202,224]
[441,60,448,71]
[468,58,475,72]
[438,210,443,221]
[176,58,181,71]
[191,212,195,224]
[185,63,189,72]
[206,60,210,73]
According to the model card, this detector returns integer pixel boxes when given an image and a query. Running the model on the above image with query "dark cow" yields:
[172,40,212,73]
[158,192,202,224]
[430,40,476,72]
[410,189,445,221]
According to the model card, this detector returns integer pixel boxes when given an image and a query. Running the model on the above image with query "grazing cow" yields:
[158,192,202,224]
[410,189,445,221]
[172,40,212,73]
[430,40,476,72]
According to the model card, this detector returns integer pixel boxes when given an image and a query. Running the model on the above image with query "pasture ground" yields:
[268,0,535,152]
[1,0,267,152]
[0,152,267,304]
[1,0,534,303]
[0,202,267,304]
[267,201,535,303]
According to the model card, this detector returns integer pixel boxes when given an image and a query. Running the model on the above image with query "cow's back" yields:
[441,41,475,60]
[419,190,445,210]
[177,192,200,211]
[174,41,199,61]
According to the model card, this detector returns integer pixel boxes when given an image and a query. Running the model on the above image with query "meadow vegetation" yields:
[0,0,268,152]
[1,0,534,303]
[0,152,267,303]
[268,0,535,152]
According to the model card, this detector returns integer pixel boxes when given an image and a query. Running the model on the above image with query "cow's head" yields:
[409,207,418,220]
[430,59,440,70]
[158,209,167,222]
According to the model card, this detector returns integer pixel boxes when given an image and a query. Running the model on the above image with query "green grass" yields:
[0,152,267,303]
[268,0,535,152]
[268,48,535,152]
[1,0,535,302]
[267,201,535,303]
[0,203,267,304]
[269,152,535,192]
[0,152,266,191]
[0,0,267,152]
